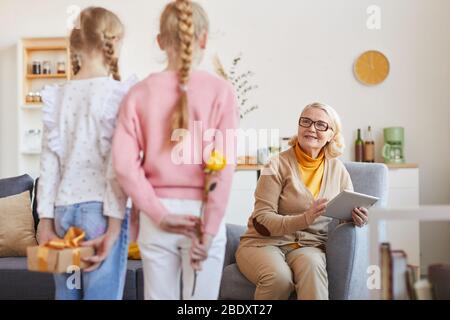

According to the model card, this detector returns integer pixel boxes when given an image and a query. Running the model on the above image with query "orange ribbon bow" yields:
[37,227,86,272]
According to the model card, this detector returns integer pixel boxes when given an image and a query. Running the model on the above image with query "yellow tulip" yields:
[205,150,227,172]
[128,242,141,260]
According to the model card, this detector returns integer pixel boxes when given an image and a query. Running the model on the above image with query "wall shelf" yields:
[236,164,265,171]
[25,46,67,52]
[26,73,67,80]
[17,37,71,176]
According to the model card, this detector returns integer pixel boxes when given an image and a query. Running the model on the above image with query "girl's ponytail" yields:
[103,34,121,81]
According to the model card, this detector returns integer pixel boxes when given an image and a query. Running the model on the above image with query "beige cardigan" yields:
[239,147,354,249]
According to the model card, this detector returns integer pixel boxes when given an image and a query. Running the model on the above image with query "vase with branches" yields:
[213,53,259,120]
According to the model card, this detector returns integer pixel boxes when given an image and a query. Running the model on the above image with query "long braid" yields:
[69,28,82,76]
[171,0,194,132]
[70,50,81,76]
[103,35,121,81]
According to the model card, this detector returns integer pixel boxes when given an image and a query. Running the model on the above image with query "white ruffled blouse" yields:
[37,75,138,220]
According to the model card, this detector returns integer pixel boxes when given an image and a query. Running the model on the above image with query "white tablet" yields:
[324,190,379,221]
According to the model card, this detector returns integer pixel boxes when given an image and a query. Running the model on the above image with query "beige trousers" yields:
[236,245,328,300]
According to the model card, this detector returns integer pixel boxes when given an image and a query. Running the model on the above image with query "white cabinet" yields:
[225,168,259,226]
[385,165,420,266]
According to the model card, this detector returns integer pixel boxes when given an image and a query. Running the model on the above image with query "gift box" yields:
[27,227,95,273]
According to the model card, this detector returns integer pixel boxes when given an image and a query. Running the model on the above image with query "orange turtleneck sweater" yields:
[294,143,325,199]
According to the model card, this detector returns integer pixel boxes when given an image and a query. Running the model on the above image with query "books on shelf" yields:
[380,243,392,299]
[391,250,409,300]
[428,264,450,300]
[406,264,420,300]
[380,242,423,300]
[414,279,433,300]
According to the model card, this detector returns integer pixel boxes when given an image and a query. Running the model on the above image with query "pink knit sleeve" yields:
[112,91,170,225]
[203,83,239,236]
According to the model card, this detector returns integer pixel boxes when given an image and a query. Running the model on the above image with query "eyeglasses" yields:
[298,117,333,132]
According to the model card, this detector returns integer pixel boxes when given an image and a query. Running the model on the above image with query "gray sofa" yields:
[0,162,388,300]
[0,174,144,300]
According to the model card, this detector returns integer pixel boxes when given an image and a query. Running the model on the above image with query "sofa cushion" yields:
[0,257,54,300]
[0,174,38,231]
[0,257,143,300]
[123,260,142,300]
[223,224,247,267]
[136,265,145,300]
[0,191,38,257]
[220,262,297,300]
[220,263,255,300]
[0,174,34,199]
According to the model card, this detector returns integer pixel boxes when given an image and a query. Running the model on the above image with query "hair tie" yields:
[179,84,188,92]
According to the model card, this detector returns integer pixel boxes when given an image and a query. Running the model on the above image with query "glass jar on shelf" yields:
[26,92,34,103]
[268,146,281,158]
[32,61,41,75]
[33,92,42,103]
[42,61,52,74]
[280,137,291,152]
[57,61,66,74]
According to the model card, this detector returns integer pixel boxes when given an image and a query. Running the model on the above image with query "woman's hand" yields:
[304,198,328,225]
[190,233,214,271]
[81,217,122,272]
[352,207,369,227]
[37,218,58,245]
[159,214,199,237]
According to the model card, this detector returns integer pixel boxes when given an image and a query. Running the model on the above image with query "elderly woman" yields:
[236,102,369,300]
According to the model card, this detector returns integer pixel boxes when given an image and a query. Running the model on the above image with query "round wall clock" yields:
[354,50,390,85]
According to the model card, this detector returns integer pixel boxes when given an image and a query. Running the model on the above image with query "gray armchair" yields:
[219,162,388,300]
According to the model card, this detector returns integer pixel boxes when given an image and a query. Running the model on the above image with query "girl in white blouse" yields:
[36,7,137,300]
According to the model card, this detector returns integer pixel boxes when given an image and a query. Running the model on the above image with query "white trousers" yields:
[138,198,227,300]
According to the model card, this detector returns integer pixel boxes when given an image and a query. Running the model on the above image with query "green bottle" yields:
[355,128,364,162]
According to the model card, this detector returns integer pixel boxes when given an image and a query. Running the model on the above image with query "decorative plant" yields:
[213,53,259,119]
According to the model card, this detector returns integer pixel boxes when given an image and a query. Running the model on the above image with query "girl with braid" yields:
[113,0,238,300]
[37,7,137,299]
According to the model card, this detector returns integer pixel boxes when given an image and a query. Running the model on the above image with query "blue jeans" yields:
[53,201,129,300]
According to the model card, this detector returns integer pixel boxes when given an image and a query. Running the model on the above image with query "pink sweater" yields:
[112,70,238,235]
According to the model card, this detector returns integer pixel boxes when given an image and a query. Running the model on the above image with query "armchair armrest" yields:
[223,224,247,267]
[326,222,370,300]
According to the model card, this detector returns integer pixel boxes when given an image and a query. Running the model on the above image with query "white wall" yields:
[0,43,18,177]
[1,0,449,262]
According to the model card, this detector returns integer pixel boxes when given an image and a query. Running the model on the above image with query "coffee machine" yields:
[382,127,405,164]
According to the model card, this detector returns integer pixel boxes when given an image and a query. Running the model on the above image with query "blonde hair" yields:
[289,102,345,159]
[159,0,209,135]
[70,7,124,81]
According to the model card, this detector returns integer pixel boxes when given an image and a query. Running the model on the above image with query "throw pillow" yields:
[0,191,38,257]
